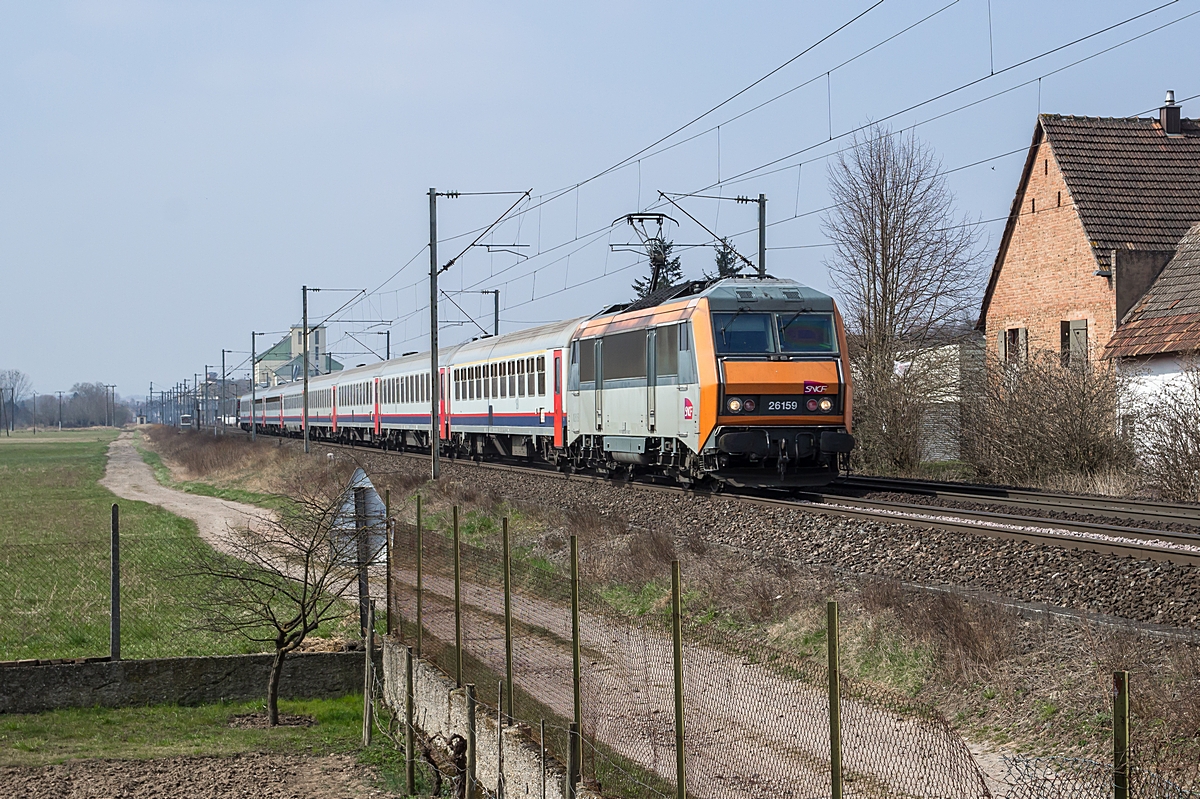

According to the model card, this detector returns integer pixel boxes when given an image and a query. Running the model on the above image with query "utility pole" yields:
[221,350,232,434]
[429,188,441,480]
[484,289,500,336]
[302,287,318,454]
[757,193,766,278]
[385,329,390,360]
[203,366,211,429]
[56,391,64,431]
[251,332,259,440]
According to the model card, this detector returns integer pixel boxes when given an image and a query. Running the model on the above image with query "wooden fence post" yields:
[1114,670,1130,799]
[828,600,842,799]
[110,503,120,662]
[416,494,423,658]
[671,560,686,799]
[454,504,463,687]
[405,645,416,795]
[570,534,582,784]
[502,517,514,725]
[385,488,392,635]
[363,600,374,747]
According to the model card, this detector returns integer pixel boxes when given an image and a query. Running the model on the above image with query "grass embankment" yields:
[0,694,423,793]
[136,437,286,510]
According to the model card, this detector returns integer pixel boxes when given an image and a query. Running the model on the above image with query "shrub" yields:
[961,352,1134,486]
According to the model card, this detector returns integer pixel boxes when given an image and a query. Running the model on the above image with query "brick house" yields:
[977,94,1200,365]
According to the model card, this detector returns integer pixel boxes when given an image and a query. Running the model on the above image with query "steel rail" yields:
[837,475,1200,525]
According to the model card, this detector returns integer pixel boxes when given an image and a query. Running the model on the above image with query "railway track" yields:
[309,437,1200,567]
[836,474,1200,528]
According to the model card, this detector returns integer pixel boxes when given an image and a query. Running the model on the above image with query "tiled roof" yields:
[1105,222,1200,358]
[978,112,1200,329]
[1041,114,1200,253]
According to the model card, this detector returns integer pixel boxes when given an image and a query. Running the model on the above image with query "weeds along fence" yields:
[388,502,994,799]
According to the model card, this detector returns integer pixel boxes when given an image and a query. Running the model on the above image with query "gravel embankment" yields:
[323,444,1200,631]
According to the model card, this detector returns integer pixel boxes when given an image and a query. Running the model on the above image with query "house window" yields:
[1060,320,1088,368]
[1002,327,1027,363]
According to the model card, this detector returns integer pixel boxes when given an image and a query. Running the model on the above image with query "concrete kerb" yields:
[381,639,598,799]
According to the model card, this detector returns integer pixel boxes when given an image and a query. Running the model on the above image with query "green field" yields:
[0,431,284,660]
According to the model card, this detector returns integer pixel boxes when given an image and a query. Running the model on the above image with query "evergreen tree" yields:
[631,239,684,298]
[707,238,742,279]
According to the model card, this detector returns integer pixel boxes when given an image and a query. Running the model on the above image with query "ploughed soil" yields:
[0,753,391,799]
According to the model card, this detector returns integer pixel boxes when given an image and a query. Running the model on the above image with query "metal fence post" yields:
[363,600,374,747]
[671,560,686,799]
[466,683,477,799]
[454,504,463,687]
[405,645,416,795]
[110,503,120,662]
[540,718,547,799]
[385,488,392,635]
[1114,670,1130,799]
[567,721,581,799]
[416,494,423,658]
[570,534,582,785]
[828,600,842,799]
[502,517,514,725]
[498,680,506,798]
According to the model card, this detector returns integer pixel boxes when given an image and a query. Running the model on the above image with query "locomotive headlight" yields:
[818,398,834,412]
[726,397,743,413]
[806,399,819,412]
[743,398,756,412]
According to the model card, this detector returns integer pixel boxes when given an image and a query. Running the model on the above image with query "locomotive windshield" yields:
[713,312,835,355]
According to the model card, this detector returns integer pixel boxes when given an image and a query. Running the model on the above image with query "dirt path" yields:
[99,432,271,553]
[1,753,393,798]
[392,566,993,798]
[98,431,387,607]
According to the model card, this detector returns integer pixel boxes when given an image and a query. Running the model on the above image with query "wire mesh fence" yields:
[388,501,1016,799]
[2,475,388,663]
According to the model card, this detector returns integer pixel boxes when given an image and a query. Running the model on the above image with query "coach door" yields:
[646,329,657,433]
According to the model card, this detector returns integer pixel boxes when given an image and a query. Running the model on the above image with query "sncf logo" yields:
[683,398,694,420]
[803,382,829,394]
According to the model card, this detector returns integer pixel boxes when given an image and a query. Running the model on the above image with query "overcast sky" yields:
[3,0,1198,402]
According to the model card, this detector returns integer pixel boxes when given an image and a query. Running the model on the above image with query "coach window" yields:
[537,356,546,395]
[499,362,507,398]
[526,358,535,396]
[517,359,526,397]
[579,339,595,385]
[656,325,679,377]
[602,329,648,382]
[469,368,476,400]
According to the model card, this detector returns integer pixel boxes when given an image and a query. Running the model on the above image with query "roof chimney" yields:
[1160,90,1181,136]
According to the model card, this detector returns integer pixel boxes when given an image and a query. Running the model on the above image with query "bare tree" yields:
[184,472,381,725]
[1137,359,1200,501]
[822,124,983,473]
[962,351,1134,486]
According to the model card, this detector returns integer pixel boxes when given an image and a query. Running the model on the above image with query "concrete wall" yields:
[380,641,599,799]
[0,651,370,715]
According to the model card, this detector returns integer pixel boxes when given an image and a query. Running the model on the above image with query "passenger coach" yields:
[239,277,854,487]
